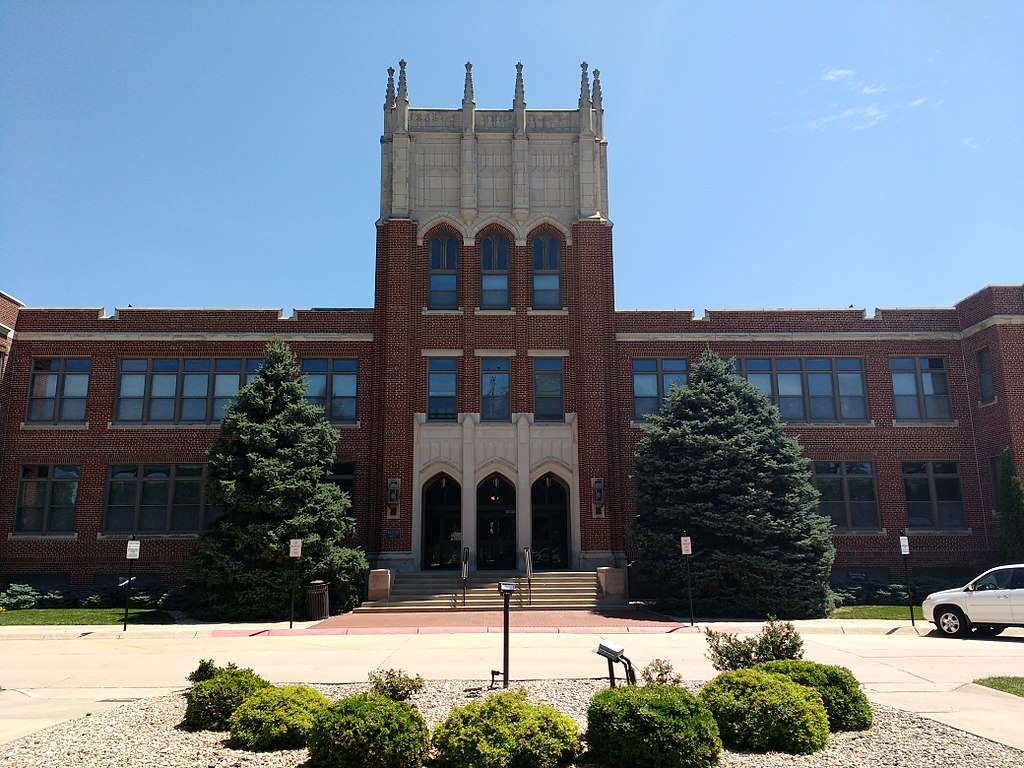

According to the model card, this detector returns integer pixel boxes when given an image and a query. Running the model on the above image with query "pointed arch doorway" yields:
[476,474,516,570]
[531,473,570,569]
[422,474,462,569]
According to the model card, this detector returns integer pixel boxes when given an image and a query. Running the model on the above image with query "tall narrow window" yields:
[27,358,91,423]
[977,348,995,403]
[302,359,358,423]
[429,235,458,309]
[531,234,561,309]
[427,358,458,421]
[480,234,510,309]
[533,359,564,422]
[890,357,952,421]
[481,359,511,421]
[902,461,965,529]
[16,465,79,533]
[632,359,688,420]
[811,462,879,530]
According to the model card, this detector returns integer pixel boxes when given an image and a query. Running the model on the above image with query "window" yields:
[480,234,510,309]
[632,359,688,420]
[27,358,91,423]
[811,462,879,530]
[889,357,952,421]
[427,358,457,421]
[977,348,995,403]
[429,234,458,309]
[991,454,1004,512]
[16,465,79,533]
[902,461,965,529]
[735,358,867,422]
[327,462,356,512]
[531,233,561,309]
[481,359,511,421]
[105,464,223,533]
[533,359,564,422]
[302,359,358,423]
[115,358,261,423]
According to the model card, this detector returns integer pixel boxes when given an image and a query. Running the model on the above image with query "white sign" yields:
[126,540,141,560]
[680,536,693,556]
[289,539,303,558]
[899,536,910,556]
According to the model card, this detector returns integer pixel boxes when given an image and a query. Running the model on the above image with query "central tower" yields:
[370,62,619,574]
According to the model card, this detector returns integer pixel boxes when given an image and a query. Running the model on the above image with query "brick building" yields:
[1,62,1022,590]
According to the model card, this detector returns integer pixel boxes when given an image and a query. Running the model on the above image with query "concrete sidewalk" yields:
[1,613,1022,752]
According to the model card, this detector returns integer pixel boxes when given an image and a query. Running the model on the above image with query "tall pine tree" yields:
[184,338,367,620]
[629,350,835,618]
[998,448,1024,563]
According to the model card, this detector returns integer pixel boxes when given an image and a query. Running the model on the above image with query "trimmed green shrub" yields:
[704,616,803,671]
[756,660,872,732]
[368,668,425,701]
[432,688,581,768]
[639,658,683,686]
[0,584,42,610]
[586,684,720,768]
[183,668,272,731]
[228,685,329,750]
[186,658,239,684]
[699,668,828,754]
[308,692,428,768]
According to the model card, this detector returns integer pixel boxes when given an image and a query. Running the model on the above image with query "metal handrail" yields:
[461,547,470,607]
[523,547,533,606]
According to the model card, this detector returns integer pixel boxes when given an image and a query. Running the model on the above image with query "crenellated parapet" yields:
[379,61,609,236]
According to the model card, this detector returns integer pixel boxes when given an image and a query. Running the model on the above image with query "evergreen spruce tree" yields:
[998,448,1024,563]
[629,350,835,618]
[184,338,367,620]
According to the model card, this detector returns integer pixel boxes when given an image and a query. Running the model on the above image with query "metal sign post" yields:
[123,538,140,631]
[288,539,302,629]
[681,534,695,626]
[900,535,915,627]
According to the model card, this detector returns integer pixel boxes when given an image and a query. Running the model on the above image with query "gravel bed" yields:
[1,678,1021,768]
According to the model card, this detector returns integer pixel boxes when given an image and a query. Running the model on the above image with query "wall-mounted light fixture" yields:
[591,477,606,518]
[386,478,400,519]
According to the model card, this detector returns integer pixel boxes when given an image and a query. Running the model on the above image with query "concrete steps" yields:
[355,570,613,612]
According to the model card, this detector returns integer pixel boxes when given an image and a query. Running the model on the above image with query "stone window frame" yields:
[811,461,881,531]
[15,464,80,534]
[103,463,223,534]
[26,357,91,424]
[301,358,358,424]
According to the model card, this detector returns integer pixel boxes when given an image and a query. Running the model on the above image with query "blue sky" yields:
[2,2,1021,316]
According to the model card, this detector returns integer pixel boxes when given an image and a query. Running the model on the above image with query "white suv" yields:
[922,564,1024,637]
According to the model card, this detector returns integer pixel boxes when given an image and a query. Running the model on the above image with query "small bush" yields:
[0,584,41,610]
[432,688,581,768]
[699,668,829,754]
[586,684,720,768]
[367,668,425,701]
[228,685,330,751]
[756,660,872,732]
[183,668,272,731]
[187,658,239,684]
[704,616,803,671]
[308,692,428,768]
[639,658,683,686]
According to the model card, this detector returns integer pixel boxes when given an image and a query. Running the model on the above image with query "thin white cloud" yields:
[962,137,978,149]
[910,97,926,107]
[823,68,855,81]
[807,104,887,131]
[861,84,888,95]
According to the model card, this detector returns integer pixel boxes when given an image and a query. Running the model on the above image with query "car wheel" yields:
[972,625,1004,637]
[935,606,971,637]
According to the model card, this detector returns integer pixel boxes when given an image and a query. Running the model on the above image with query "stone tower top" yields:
[379,61,609,244]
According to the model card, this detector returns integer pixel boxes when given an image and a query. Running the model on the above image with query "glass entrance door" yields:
[476,475,516,569]
[531,474,569,569]
[423,475,461,569]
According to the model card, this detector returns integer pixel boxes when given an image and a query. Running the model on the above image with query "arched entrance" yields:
[422,474,461,569]
[531,474,569,569]
[476,474,516,569]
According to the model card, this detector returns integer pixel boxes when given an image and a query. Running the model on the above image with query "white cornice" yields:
[14,332,374,343]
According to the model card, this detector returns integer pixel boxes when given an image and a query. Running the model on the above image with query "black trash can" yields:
[305,580,330,620]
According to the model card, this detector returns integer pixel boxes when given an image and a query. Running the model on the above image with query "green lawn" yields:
[830,604,925,620]
[0,608,175,626]
[975,677,1024,698]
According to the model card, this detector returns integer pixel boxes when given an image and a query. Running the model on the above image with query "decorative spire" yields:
[592,68,602,109]
[397,59,408,103]
[463,61,474,103]
[513,61,527,137]
[579,61,592,106]
[385,67,396,109]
